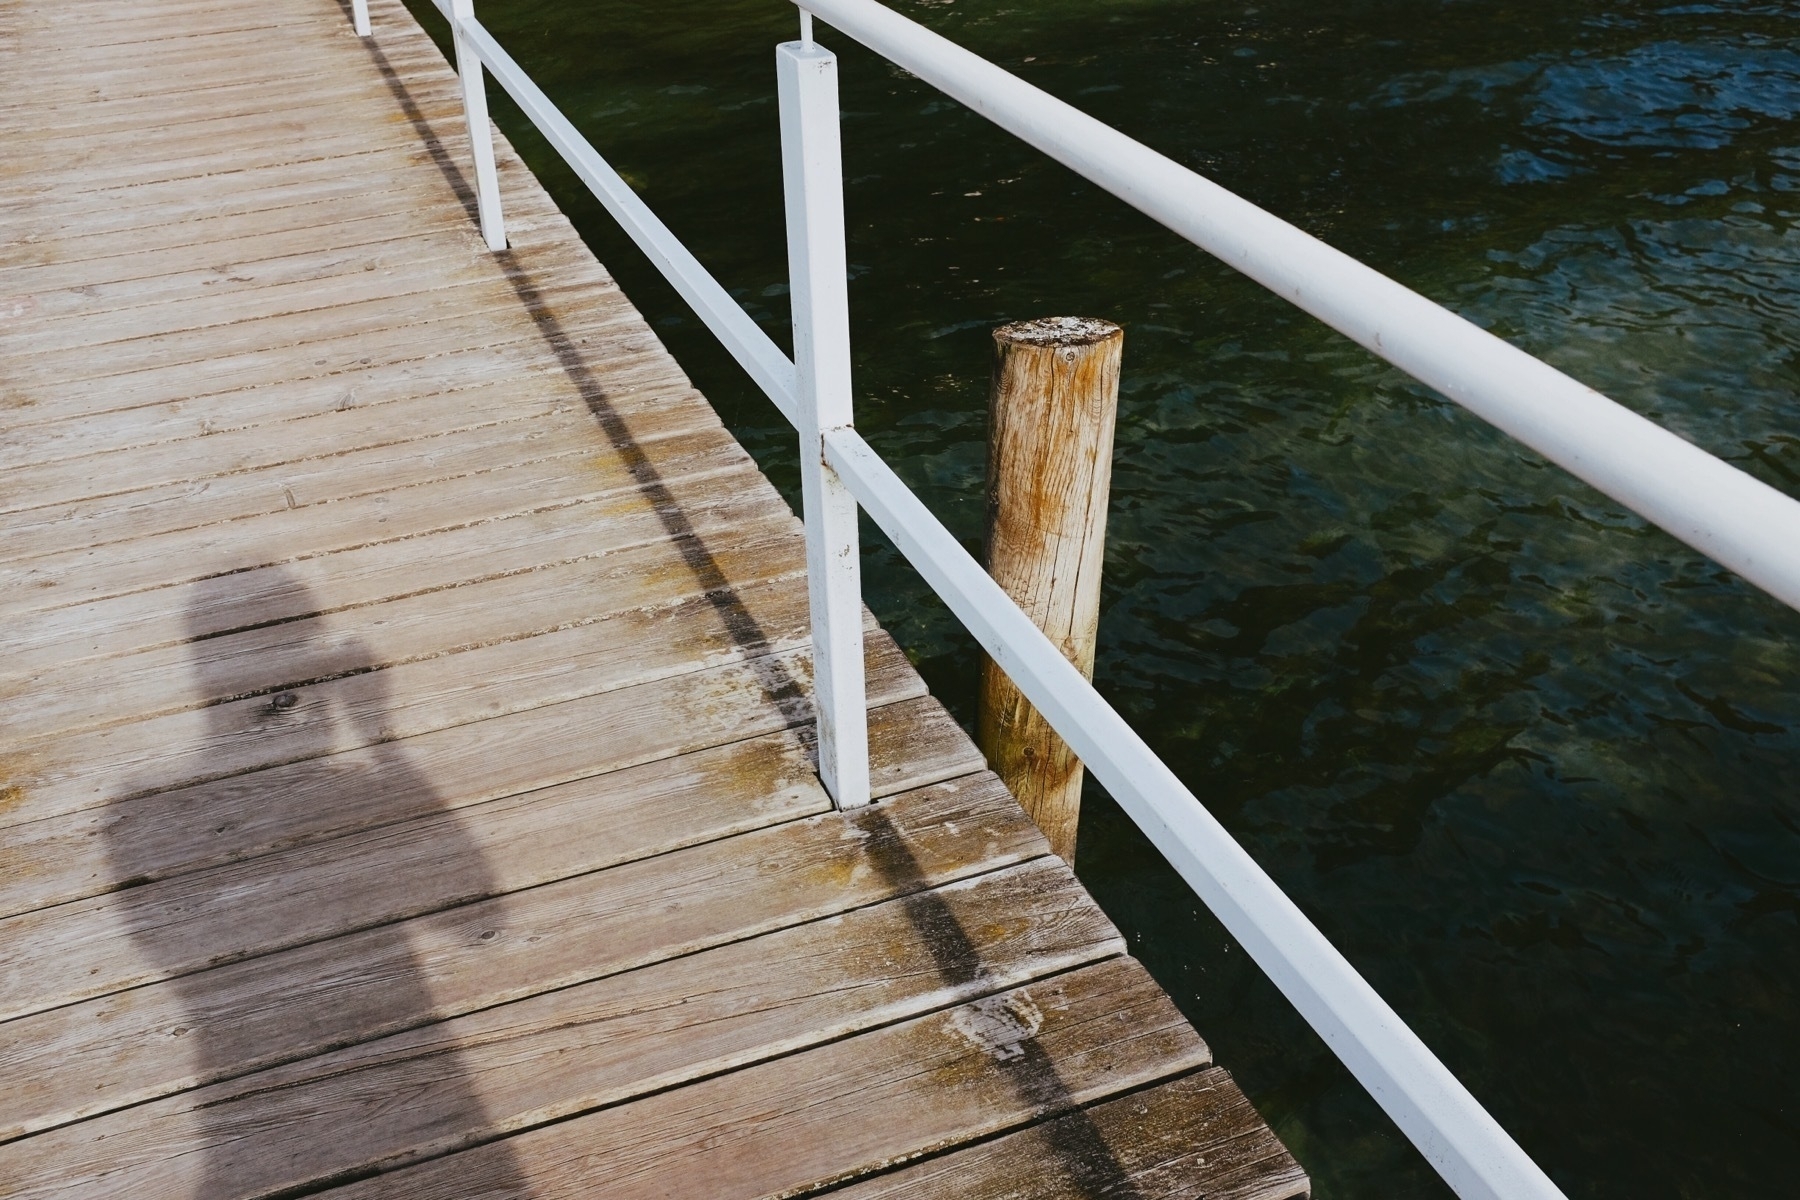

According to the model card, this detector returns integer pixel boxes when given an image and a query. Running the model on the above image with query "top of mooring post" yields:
[993,315,1120,348]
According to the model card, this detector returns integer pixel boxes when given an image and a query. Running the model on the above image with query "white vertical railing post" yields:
[779,34,871,810]
[350,0,371,37]
[450,0,507,251]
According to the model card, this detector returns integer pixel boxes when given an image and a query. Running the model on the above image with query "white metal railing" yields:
[368,1,1800,1197]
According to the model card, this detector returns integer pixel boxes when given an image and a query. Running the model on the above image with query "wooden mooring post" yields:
[979,316,1123,863]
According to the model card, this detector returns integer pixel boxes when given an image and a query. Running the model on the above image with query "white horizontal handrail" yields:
[826,427,1562,1200]
[394,3,1771,1196]
[453,14,800,422]
[796,0,1800,617]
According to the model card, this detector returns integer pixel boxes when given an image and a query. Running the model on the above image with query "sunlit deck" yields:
[0,0,1307,1194]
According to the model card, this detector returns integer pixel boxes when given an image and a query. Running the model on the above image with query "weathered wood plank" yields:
[1,517,807,741]
[0,183,608,437]
[0,366,596,521]
[0,686,964,921]
[6,0,367,38]
[0,423,752,616]
[0,387,707,564]
[829,1070,1310,1200]
[0,577,911,833]
[0,120,503,257]
[0,30,425,118]
[0,606,914,845]
[0,475,779,682]
[0,256,616,388]
[0,723,995,1147]
[0,337,708,539]
[7,0,319,23]
[0,35,369,98]
[0,284,642,432]
[0,35,450,105]
[0,32,466,131]
[0,641,931,1022]
[0,96,477,201]
[0,780,1044,1144]
[6,8,333,52]
[0,212,549,345]
[0,204,538,324]
[313,958,1207,1200]
[0,122,478,219]
[0,187,602,357]
[0,63,457,152]
[11,62,458,144]
[0,314,661,468]
[7,30,383,96]
[0,848,1104,1198]
[6,0,336,28]
[0,133,499,263]
[0,156,493,264]
[0,40,542,255]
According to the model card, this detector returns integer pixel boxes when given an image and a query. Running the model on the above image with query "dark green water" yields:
[403,1,1800,1195]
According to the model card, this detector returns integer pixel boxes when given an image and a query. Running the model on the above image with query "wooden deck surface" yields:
[0,0,1309,1195]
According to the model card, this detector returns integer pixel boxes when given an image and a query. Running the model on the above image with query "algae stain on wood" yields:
[0,782,30,821]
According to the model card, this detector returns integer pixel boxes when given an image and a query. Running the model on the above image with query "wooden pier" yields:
[0,0,1308,1195]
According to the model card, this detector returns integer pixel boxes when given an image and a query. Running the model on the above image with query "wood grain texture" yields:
[0,268,611,391]
[1,123,492,245]
[0,0,1302,1197]
[0,635,927,1003]
[0,366,596,520]
[0,316,670,471]
[0,216,555,356]
[1,514,806,740]
[1,477,782,682]
[0,689,970,924]
[0,195,607,349]
[0,604,919,839]
[0,724,992,1142]
[829,1070,1310,1200]
[2,857,1116,1195]
[0,249,619,427]
[318,958,1209,1200]
[1,139,508,267]
[0,424,754,617]
[979,318,1122,863]
[0,390,706,565]
[2,567,819,814]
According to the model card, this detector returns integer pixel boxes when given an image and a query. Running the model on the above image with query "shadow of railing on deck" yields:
[353,24,1142,1193]
[354,27,815,733]
[858,807,1145,1197]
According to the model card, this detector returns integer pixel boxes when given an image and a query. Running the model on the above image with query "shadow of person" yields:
[103,568,530,1198]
